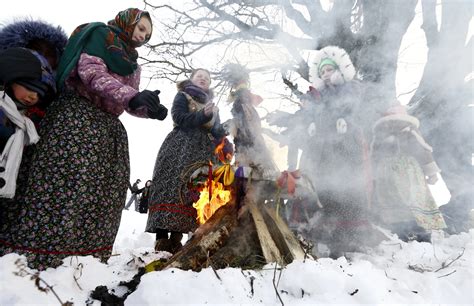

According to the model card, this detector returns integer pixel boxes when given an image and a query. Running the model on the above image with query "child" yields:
[0,19,67,128]
[371,104,446,242]
[0,47,56,198]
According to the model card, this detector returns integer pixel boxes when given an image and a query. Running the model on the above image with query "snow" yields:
[1,210,473,305]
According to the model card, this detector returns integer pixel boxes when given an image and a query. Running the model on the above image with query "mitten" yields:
[148,103,168,121]
[129,90,168,120]
[129,90,161,110]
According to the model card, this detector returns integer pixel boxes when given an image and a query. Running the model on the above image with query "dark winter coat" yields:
[302,82,380,254]
[129,182,140,194]
[303,82,372,195]
[138,185,151,213]
[145,81,226,234]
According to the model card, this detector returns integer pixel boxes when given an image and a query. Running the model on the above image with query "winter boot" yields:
[169,232,183,253]
[154,238,173,253]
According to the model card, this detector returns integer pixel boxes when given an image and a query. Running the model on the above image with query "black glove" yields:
[148,103,168,121]
[129,90,168,120]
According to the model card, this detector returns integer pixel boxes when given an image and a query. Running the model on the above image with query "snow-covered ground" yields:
[1,210,473,305]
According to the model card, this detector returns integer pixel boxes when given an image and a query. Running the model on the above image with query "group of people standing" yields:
[124,178,152,213]
[0,8,167,270]
[0,7,234,269]
[0,7,452,270]
[267,46,447,258]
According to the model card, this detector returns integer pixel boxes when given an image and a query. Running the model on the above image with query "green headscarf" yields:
[56,8,152,89]
[318,58,338,76]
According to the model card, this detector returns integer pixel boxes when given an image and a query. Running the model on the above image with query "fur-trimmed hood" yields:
[373,113,420,132]
[373,104,420,133]
[0,19,67,57]
[371,113,433,153]
[309,46,356,90]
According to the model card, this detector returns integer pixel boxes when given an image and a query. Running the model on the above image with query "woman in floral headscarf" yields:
[0,8,168,270]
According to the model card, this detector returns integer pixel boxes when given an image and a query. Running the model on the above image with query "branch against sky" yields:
[142,0,364,85]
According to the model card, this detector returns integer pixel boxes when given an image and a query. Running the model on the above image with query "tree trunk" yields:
[410,0,473,204]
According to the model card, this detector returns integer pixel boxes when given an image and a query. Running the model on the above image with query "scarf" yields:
[0,91,39,198]
[180,80,212,104]
[56,8,151,89]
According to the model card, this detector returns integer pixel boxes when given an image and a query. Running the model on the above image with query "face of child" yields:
[320,64,336,84]
[11,83,40,106]
[132,17,152,47]
[191,70,211,91]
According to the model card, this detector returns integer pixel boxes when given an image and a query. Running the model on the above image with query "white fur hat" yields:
[308,46,356,90]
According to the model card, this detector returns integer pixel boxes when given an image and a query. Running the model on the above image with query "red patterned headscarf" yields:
[108,8,152,46]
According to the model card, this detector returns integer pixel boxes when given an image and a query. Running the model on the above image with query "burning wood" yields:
[147,64,308,272]
[153,179,307,272]
[193,180,231,224]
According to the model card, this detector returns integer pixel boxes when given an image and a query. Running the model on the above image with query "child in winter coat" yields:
[371,104,446,242]
[0,47,57,198]
[0,19,68,127]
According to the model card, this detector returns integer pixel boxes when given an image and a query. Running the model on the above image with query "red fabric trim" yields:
[148,203,196,218]
[0,239,112,255]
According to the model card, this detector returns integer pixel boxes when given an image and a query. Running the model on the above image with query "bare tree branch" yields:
[420,0,439,48]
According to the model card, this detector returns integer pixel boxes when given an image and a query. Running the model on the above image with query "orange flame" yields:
[193,180,231,224]
[214,137,233,163]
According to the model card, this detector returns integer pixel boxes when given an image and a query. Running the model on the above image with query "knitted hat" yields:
[15,79,48,98]
[0,48,56,100]
[0,48,41,84]
[318,58,338,75]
